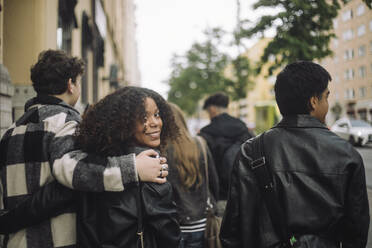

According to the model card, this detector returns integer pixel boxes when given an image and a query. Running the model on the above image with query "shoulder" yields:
[37,104,80,135]
[39,104,81,123]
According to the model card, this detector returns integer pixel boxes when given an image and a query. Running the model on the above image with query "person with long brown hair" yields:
[166,103,219,248]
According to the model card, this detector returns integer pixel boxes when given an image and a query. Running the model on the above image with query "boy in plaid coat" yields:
[0,50,168,248]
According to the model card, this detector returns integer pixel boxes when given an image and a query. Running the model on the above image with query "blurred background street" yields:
[0,0,371,246]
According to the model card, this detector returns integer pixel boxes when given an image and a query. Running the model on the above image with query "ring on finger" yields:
[161,164,168,171]
[159,170,163,178]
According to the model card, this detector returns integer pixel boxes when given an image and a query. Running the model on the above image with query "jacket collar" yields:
[274,115,328,129]
[25,94,79,115]
[210,112,228,122]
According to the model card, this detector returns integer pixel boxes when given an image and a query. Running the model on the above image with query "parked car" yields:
[331,118,372,146]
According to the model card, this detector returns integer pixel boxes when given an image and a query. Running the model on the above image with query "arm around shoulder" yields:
[49,120,138,192]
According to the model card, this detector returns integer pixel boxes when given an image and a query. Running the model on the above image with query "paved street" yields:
[356,145,372,248]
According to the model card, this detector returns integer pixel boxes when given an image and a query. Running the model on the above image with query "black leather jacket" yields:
[166,137,219,225]
[77,146,180,248]
[220,115,370,248]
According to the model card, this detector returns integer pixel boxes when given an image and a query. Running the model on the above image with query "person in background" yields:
[199,92,253,216]
[220,61,369,248]
[167,103,219,248]
[75,86,180,247]
[0,50,168,248]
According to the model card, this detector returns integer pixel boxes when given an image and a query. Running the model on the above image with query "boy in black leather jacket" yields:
[220,61,369,248]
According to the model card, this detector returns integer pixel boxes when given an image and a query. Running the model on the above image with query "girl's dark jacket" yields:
[220,115,370,248]
[166,137,219,225]
[76,146,180,248]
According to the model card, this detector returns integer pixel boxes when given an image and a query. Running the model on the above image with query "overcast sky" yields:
[135,0,266,98]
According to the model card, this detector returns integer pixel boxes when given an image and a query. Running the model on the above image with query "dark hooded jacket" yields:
[220,115,369,248]
[199,113,253,199]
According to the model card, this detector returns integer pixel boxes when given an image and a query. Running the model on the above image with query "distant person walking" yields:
[167,103,219,248]
[220,61,370,248]
[199,92,253,216]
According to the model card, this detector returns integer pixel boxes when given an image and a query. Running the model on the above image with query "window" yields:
[358,45,366,57]
[268,76,276,85]
[342,29,353,40]
[333,19,338,29]
[345,88,355,99]
[356,4,365,16]
[342,9,353,21]
[333,38,339,48]
[344,49,354,60]
[357,25,366,36]
[335,75,340,83]
[344,69,355,80]
[359,87,366,97]
[359,66,366,78]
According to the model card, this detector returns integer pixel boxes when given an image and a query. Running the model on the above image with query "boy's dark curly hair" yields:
[203,92,229,110]
[76,86,179,156]
[31,49,85,95]
[275,61,331,116]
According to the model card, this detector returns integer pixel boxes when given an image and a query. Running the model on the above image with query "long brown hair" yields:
[169,103,203,189]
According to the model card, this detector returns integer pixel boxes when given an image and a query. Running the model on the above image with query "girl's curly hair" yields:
[76,86,179,156]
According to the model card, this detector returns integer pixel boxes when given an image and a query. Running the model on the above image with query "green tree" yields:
[167,27,255,115]
[239,0,372,75]
[167,28,232,115]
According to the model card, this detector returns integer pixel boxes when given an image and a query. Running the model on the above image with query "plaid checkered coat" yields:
[0,95,138,248]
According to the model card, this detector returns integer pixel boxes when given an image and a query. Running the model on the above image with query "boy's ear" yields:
[67,78,73,93]
[309,95,318,111]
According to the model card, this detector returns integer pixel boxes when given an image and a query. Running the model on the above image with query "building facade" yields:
[227,38,279,134]
[323,0,372,124]
[0,0,140,135]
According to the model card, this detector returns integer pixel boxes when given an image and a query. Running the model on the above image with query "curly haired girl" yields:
[75,86,180,248]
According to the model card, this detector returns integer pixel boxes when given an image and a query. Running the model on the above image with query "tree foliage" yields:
[239,0,372,75]
[167,28,253,115]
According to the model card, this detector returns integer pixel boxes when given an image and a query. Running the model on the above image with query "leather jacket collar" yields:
[274,115,328,129]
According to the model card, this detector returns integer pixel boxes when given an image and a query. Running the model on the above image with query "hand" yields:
[136,149,168,184]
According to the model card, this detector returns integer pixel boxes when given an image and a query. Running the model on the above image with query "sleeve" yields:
[219,155,243,248]
[0,181,74,234]
[342,154,370,248]
[48,119,138,192]
[206,145,219,202]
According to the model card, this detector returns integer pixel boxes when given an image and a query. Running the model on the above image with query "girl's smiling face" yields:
[134,97,163,148]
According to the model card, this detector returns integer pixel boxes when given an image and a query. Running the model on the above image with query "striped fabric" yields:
[180,218,207,233]
[0,95,138,248]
